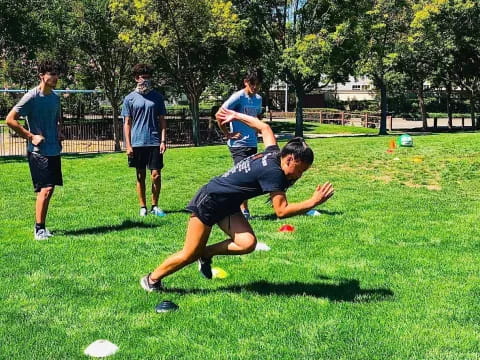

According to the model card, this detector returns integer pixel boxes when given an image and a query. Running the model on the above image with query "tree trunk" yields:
[446,82,453,129]
[417,83,427,131]
[294,85,305,138]
[379,81,388,135]
[111,100,122,151]
[473,92,480,129]
[188,94,201,146]
[469,93,477,130]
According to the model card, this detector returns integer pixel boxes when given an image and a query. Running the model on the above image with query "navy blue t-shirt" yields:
[205,145,289,209]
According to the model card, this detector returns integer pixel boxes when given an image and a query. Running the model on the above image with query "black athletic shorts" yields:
[128,146,164,170]
[27,152,63,192]
[186,185,241,227]
[229,146,258,165]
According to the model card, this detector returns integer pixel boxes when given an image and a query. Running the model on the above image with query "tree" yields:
[412,0,480,129]
[234,0,366,137]
[73,0,136,150]
[395,1,434,131]
[111,0,245,146]
[357,0,412,135]
[0,0,45,56]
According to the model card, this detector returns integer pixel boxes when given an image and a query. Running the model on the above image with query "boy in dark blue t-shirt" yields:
[140,108,334,291]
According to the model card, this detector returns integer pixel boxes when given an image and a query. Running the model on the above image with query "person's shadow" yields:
[61,220,161,236]
[167,277,393,303]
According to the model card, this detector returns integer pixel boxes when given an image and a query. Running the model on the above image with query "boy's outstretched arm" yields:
[217,108,276,148]
[270,182,334,218]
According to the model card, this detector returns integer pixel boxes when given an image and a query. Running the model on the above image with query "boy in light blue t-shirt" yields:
[216,68,263,220]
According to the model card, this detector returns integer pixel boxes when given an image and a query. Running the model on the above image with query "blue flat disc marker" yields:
[155,300,179,313]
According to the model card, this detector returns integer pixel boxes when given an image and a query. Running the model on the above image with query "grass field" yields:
[269,120,378,135]
[1,132,479,359]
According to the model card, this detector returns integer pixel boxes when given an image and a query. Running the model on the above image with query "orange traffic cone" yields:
[387,139,396,153]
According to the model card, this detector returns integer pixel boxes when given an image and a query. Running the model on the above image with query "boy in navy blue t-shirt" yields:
[122,64,167,217]
[140,108,334,292]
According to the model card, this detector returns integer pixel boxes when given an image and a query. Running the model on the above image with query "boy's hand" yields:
[31,134,45,146]
[217,108,237,125]
[225,132,242,140]
[311,182,334,206]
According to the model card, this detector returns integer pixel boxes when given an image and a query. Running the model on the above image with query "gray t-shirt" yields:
[14,87,61,156]
[121,90,167,147]
[222,89,262,148]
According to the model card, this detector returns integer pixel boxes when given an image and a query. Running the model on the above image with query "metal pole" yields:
[284,81,288,113]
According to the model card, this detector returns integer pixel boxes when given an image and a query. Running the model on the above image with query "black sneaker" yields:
[140,273,164,292]
[198,257,213,279]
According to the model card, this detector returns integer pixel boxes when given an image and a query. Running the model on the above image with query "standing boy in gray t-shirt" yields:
[122,64,167,217]
[216,68,263,220]
[6,60,63,240]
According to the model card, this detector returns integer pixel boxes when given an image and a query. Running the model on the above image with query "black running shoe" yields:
[140,273,164,292]
[198,257,213,279]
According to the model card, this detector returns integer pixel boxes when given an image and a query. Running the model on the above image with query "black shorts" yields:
[128,146,164,170]
[186,185,240,227]
[229,146,258,165]
[27,152,63,192]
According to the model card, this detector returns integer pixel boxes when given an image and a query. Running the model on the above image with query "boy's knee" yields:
[40,186,54,198]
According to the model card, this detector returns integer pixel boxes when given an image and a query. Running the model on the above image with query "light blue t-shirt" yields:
[14,87,61,156]
[121,90,167,147]
[222,89,262,148]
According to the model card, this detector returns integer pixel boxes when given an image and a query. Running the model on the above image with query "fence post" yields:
[388,115,393,130]
[461,117,465,129]
[269,110,272,122]
[364,113,368,127]
[319,111,323,123]
[433,117,437,129]
[341,112,345,126]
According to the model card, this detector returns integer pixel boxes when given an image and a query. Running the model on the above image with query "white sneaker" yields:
[34,229,49,241]
[150,206,166,217]
[139,207,148,217]
[33,228,53,238]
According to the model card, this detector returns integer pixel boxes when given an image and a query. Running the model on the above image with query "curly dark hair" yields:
[37,60,62,75]
[244,67,263,85]
[132,63,154,78]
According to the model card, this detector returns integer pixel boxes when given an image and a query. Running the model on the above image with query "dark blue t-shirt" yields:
[205,145,289,209]
[121,90,167,147]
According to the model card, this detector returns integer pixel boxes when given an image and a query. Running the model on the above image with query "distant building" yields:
[321,76,376,101]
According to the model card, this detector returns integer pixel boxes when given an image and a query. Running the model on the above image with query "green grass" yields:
[269,120,378,135]
[1,133,479,359]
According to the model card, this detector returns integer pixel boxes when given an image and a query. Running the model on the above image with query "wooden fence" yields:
[269,111,380,128]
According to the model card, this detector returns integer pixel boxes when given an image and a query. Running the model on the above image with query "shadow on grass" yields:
[168,278,393,303]
[61,219,161,236]
[0,156,25,163]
